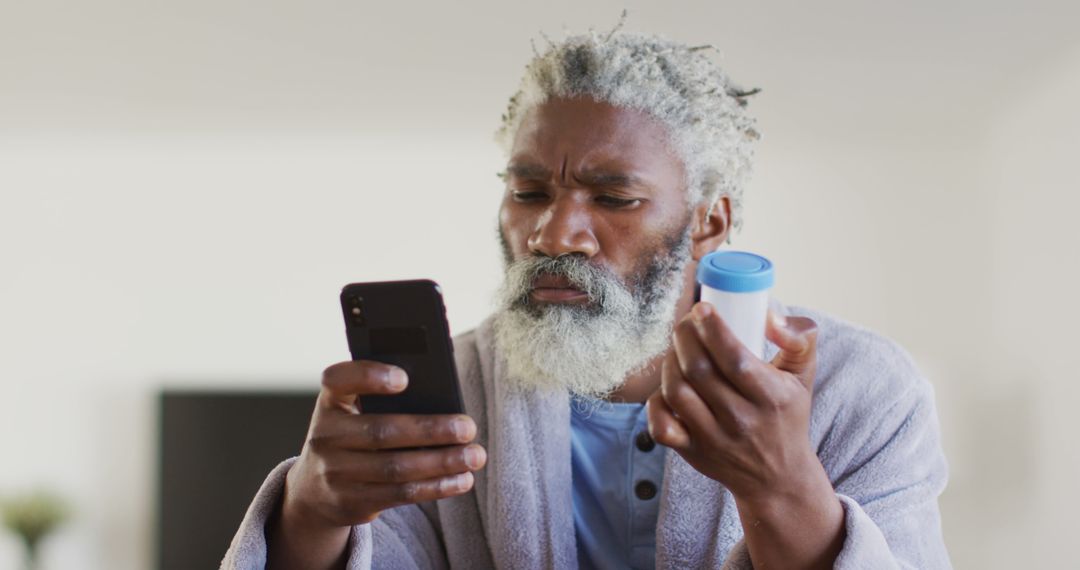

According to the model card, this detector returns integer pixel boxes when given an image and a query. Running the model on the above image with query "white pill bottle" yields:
[696,251,774,359]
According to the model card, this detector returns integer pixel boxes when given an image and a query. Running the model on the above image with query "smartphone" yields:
[340,279,465,415]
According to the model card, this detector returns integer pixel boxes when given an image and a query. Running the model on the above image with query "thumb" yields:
[766,311,818,390]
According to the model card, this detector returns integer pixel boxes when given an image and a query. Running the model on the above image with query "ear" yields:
[690,195,731,261]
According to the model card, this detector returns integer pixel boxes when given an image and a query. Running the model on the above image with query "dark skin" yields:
[267,362,486,569]
[268,96,843,569]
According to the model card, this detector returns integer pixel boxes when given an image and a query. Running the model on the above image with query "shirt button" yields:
[634,480,657,501]
[635,431,656,452]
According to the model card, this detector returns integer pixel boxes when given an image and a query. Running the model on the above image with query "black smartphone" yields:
[340,279,465,415]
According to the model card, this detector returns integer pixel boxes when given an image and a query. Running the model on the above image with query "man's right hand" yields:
[267,360,486,570]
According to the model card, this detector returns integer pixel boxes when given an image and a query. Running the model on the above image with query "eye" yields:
[511,190,548,202]
[596,195,642,208]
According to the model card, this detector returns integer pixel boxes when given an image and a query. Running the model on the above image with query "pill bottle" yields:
[695,251,774,359]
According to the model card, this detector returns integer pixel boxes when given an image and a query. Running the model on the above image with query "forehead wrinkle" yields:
[508,133,670,193]
[570,143,659,191]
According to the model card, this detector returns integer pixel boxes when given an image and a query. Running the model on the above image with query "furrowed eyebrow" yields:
[574,170,643,188]
[503,163,551,180]
[502,163,646,189]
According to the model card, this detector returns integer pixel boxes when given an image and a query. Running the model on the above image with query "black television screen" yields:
[157,390,318,570]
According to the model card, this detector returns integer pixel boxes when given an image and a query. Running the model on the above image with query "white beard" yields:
[492,229,691,398]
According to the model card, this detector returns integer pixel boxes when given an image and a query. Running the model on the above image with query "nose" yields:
[527,194,600,258]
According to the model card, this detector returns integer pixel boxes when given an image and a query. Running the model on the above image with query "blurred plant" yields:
[1,491,69,570]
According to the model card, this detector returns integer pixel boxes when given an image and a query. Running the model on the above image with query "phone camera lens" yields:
[349,295,366,326]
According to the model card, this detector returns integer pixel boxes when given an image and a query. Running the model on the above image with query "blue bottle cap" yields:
[697,251,774,293]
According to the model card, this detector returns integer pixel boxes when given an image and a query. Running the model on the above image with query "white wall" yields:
[2,2,1078,568]
[0,134,506,569]
[980,44,1080,567]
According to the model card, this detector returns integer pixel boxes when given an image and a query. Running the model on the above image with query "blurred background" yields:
[2,0,1078,567]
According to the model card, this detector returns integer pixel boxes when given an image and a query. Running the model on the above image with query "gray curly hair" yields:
[495,27,760,233]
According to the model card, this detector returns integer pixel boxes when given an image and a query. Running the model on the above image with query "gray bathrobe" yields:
[222,301,951,569]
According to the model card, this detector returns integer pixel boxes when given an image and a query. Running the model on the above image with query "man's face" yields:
[493,96,696,397]
[498,96,692,297]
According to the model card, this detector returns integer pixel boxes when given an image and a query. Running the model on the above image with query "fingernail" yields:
[456,472,474,491]
[387,368,407,390]
[693,302,714,320]
[770,312,787,330]
[463,445,483,469]
[451,417,471,440]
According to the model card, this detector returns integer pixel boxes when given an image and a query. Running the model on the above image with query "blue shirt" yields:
[570,396,667,570]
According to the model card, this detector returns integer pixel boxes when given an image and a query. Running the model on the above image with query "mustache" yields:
[501,253,622,307]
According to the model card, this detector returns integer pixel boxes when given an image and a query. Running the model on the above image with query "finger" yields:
[357,471,476,512]
[319,361,408,412]
[766,312,819,390]
[318,413,477,450]
[328,444,487,484]
[646,391,691,451]
[672,316,755,429]
[688,302,773,403]
[660,351,723,447]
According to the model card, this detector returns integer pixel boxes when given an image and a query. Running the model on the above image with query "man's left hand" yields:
[647,301,846,568]
[646,301,824,504]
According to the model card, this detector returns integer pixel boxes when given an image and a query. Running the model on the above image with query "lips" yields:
[530,273,588,303]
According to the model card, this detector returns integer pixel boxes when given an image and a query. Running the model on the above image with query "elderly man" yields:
[223,30,950,569]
